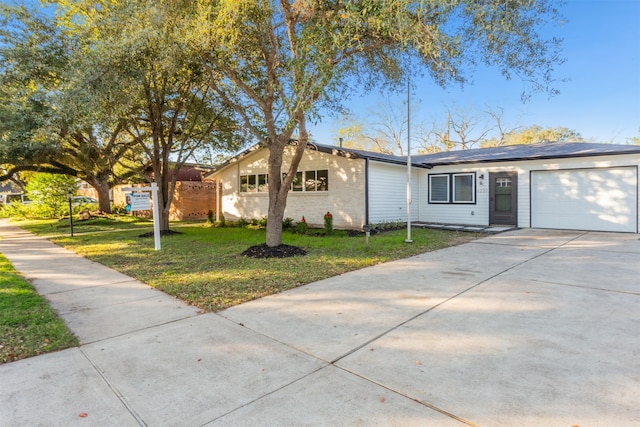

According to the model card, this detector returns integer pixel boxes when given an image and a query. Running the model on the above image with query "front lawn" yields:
[14,217,477,312]
[0,254,78,364]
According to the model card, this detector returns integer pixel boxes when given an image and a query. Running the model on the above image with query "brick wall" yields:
[168,181,217,220]
[83,182,218,221]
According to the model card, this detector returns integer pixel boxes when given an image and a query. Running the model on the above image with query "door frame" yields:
[489,172,518,226]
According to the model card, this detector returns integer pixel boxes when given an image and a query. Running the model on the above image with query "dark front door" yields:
[489,172,518,225]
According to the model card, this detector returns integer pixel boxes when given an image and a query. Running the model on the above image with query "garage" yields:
[531,167,638,233]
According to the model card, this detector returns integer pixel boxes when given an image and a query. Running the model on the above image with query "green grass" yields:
[0,254,78,364]
[13,216,476,312]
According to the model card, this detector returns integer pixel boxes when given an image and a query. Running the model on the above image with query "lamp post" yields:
[67,190,74,237]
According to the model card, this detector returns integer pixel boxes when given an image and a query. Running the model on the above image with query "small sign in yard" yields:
[129,192,151,211]
[121,183,161,251]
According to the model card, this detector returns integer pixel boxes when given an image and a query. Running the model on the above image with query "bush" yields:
[282,217,294,230]
[25,173,76,218]
[111,204,128,215]
[0,202,29,219]
[206,210,215,225]
[295,216,308,234]
[323,211,333,235]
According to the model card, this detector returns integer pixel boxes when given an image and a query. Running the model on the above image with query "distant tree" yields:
[481,125,583,147]
[199,0,564,247]
[335,98,414,155]
[627,128,640,145]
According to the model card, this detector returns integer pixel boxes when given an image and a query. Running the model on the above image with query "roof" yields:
[310,143,429,167]
[208,141,429,175]
[412,142,640,166]
[207,141,640,176]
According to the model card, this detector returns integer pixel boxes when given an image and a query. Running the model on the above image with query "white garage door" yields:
[531,167,638,233]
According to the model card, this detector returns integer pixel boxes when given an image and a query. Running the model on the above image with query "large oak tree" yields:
[49,0,241,231]
[0,3,140,213]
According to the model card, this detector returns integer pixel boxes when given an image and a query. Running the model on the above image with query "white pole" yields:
[215,179,220,222]
[405,77,413,243]
[151,182,161,251]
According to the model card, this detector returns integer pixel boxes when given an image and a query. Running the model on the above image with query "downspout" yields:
[215,177,220,222]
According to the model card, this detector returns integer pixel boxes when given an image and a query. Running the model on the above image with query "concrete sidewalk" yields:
[1,219,639,426]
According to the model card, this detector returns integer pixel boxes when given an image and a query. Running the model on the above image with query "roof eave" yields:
[421,150,640,167]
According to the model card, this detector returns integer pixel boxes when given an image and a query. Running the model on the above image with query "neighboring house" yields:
[206,142,640,233]
[0,181,23,205]
[79,163,217,220]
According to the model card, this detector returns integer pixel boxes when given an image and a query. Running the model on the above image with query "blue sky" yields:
[309,0,640,147]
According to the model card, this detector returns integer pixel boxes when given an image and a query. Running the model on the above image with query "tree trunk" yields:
[265,135,308,247]
[95,181,111,213]
[265,144,286,247]
[85,178,112,213]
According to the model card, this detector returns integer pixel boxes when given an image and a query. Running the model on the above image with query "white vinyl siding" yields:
[368,161,418,224]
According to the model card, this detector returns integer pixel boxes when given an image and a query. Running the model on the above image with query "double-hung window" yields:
[429,173,476,204]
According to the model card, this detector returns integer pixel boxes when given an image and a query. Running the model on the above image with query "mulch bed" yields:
[138,230,183,238]
[242,244,307,258]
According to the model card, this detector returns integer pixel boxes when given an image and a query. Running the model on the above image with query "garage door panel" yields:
[531,168,638,233]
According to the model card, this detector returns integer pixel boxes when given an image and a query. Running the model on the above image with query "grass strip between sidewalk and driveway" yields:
[14,217,477,312]
[0,254,78,364]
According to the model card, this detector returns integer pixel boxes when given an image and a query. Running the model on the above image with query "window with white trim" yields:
[429,175,449,203]
[287,169,328,192]
[242,170,329,193]
[240,173,269,193]
[428,172,476,204]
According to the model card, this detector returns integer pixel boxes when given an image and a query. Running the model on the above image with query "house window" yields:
[258,174,268,192]
[287,169,329,192]
[453,173,474,203]
[240,174,265,193]
[429,175,449,203]
[429,173,476,204]
[292,171,303,191]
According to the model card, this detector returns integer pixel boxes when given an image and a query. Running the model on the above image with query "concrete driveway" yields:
[1,223,638,426]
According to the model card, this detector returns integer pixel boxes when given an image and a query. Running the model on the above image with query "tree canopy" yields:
[197,0,564,246]
[2,0,565,245]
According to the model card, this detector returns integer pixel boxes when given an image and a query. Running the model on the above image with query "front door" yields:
[489,172,518,225]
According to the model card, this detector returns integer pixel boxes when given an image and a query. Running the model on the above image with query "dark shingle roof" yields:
[412,142,640,166]
[310,143,427,167]
[209,141,640,175]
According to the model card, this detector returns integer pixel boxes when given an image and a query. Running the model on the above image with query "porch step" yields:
[413,223,516,234]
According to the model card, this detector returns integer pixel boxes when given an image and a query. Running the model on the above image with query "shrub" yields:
[295,216,308,234]
[323,211,333,235]
[0,202,29,218]
[25,173,76,218]
[206,210,215,225]
[282,217,294,230]
[111,204,128,215]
